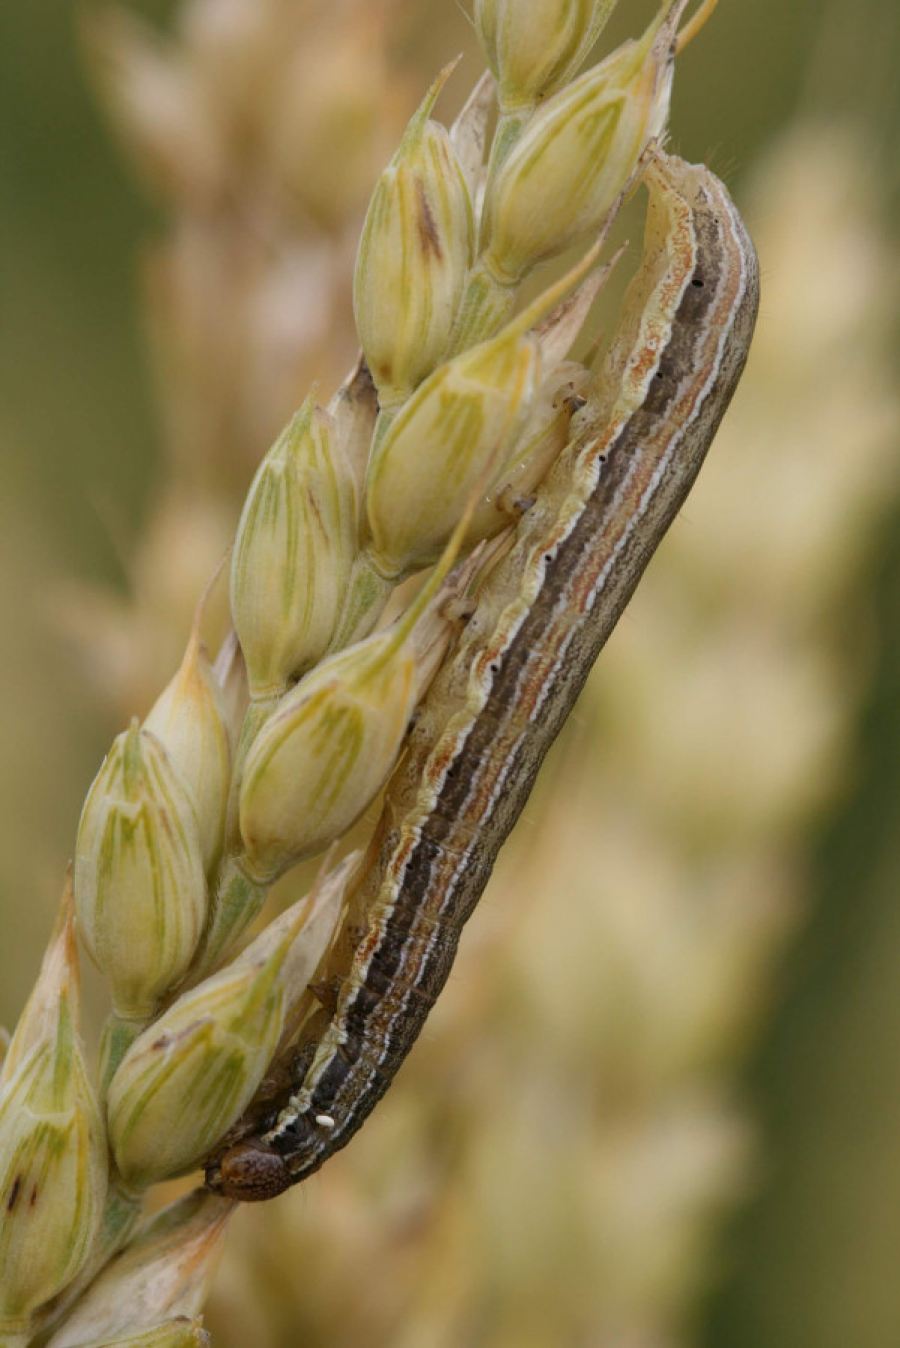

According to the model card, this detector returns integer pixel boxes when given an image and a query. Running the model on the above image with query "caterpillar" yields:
[207,150,760,1202]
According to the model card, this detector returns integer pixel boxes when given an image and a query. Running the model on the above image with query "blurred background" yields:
[2,1,900,1344]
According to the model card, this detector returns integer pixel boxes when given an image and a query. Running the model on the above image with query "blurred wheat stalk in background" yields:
[64,0,412,712]
[0,0,896,1345]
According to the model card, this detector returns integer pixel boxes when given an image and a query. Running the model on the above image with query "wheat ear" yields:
[0,3,717,1342]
